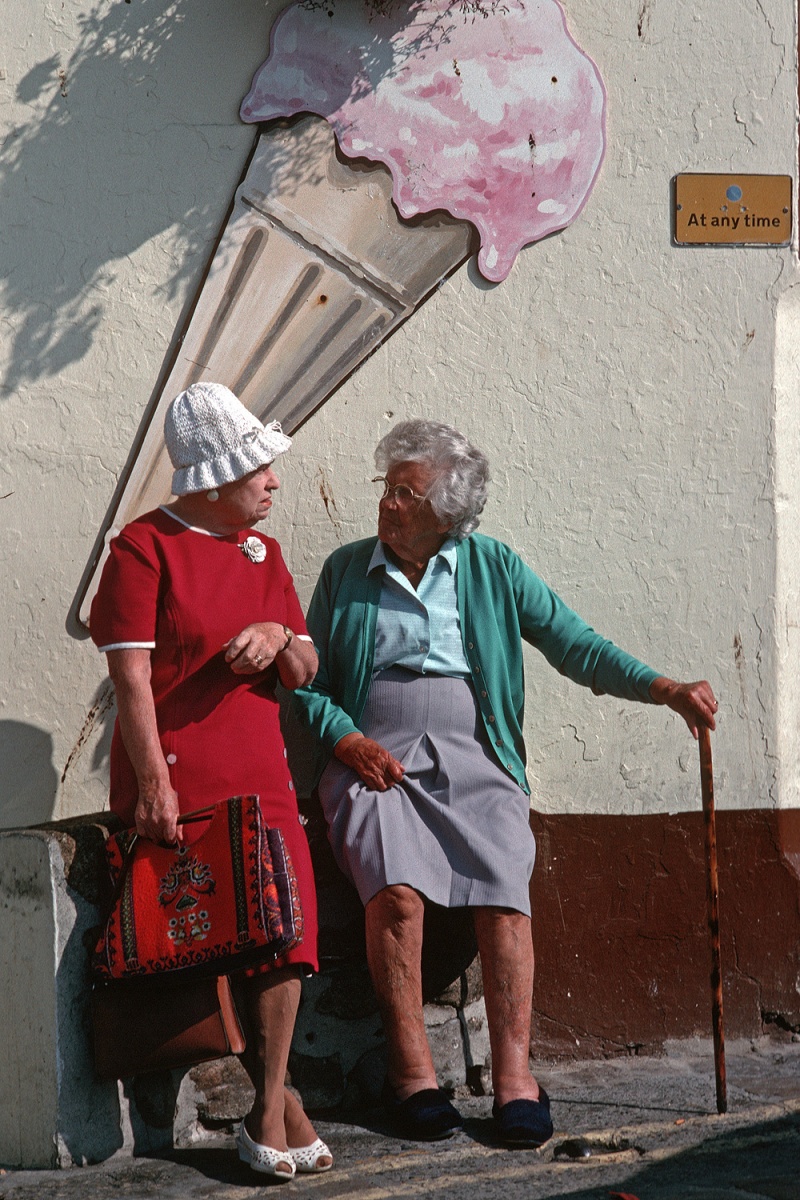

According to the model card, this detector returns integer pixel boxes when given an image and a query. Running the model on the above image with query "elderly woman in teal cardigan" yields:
[294,418,717,1149]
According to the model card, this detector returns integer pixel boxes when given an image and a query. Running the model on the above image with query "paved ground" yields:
[2,1038,798,1199]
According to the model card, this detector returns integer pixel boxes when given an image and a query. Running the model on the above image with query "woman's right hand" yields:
[134,777,181,845]
[334,732,405,791]
[107,649,182,844]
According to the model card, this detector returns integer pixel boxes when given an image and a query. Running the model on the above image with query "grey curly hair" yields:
[374,418,489,540]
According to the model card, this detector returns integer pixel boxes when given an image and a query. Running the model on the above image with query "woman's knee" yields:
[367,884,425,931]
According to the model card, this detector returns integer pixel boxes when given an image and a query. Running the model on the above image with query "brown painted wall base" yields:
[529,809,800,1058]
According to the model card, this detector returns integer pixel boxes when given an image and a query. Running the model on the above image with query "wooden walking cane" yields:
[699,726,727,1114]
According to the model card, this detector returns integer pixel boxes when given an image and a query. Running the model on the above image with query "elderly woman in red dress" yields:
[90,382,331,1182]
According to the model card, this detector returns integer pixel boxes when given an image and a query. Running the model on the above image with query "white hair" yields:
[374,418,490,540]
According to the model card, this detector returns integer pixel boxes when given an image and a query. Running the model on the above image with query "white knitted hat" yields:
[164,382,292,496]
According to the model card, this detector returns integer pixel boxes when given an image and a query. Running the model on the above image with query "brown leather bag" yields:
[91,973,246,1079]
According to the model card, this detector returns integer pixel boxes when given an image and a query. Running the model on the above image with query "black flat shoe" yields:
[382,1082,463,1141]
[492,1089,553,1148]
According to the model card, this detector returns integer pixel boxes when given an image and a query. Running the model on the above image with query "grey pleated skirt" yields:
[318,667,535,915]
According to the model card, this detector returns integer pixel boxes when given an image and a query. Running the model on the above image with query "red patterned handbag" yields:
[92,794,303,981]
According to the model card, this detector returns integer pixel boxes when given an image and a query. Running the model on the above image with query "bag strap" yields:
[217,976,246,1055]
[106,807,210,904]
[177,805,217,827]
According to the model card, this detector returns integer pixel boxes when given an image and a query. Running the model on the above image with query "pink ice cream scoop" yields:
[240,0,606,283]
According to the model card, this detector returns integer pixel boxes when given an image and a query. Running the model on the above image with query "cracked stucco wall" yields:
[1,0,798,827]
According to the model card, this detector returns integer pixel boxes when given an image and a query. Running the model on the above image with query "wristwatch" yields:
[279,625,294,653]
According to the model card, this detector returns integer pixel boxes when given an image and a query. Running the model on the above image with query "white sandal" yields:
[289,1136,334,1173]
[236,1120,296,1181]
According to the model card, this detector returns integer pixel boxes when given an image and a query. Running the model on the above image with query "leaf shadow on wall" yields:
[1,0,493,397]
[0,0,278,394]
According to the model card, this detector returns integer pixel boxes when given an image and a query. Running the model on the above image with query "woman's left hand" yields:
[649,676,718,739]
[224,622,288,674]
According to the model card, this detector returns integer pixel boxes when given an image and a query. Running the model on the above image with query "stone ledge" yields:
[0,815,181,1168]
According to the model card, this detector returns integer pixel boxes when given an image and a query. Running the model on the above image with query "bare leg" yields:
[230,967,318,1172]
[283,1087,332,1167]
[473,907,540,1106]
[365,885,437,1099]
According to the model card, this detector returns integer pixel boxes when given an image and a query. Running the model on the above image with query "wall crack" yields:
[60,682,115,784]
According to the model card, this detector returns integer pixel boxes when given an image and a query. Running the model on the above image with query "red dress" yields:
[90,506,318,971]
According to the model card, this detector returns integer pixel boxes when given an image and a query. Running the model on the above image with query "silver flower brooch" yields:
[240,536,267,563]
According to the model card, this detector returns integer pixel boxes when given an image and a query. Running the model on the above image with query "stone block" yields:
[184,1058,253,1130]
[287,969,386,1111]
[425,1009,466,1091]
[431,955,484,1008]
[461,998,492,1093]
[462,998,491,1068]
[345,1043,388,1108]
[0,816,179,1167]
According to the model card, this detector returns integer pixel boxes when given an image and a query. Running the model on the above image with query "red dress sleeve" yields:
[89,526,161,652]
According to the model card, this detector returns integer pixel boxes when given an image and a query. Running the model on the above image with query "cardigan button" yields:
[488,715,495,723]
[166,753,177,765]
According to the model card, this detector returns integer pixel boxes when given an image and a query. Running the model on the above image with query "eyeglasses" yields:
[372,476,429,507]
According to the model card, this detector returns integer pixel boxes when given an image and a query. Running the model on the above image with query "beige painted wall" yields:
[1,0,797,827]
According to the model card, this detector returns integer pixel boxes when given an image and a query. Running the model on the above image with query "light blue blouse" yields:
[367,539,471,677]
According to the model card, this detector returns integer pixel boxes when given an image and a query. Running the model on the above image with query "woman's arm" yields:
[224,622,318,689]
[333,731,405,791]
[648,676,717,738]
[275,631,318,689]
[106,648,180,844]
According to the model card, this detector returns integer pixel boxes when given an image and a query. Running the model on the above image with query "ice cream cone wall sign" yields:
[76,0,606,624]
[241,0,607,283]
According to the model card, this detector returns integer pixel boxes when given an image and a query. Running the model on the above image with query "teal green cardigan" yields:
[292,534,660,793]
